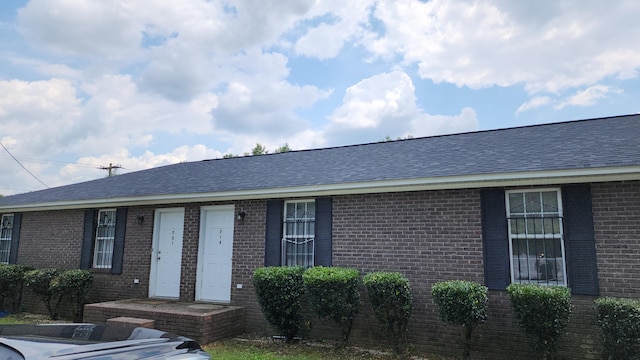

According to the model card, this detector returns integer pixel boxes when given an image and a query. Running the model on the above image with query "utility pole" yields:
[98,163,123,177]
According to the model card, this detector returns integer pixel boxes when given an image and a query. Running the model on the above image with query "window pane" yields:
[541,191,559,213]
[94,210,116,268]
[282,201,315,267]
[509,193,524,213]
[0,215,13,264]
[306,203,316,218]
[508,190,566,286]
[525,192,541,213]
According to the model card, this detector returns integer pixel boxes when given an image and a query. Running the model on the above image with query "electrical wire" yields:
[0,142,49,189]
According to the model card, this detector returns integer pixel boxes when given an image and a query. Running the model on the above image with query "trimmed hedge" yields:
[253,266,305,341]
[24,268,92,321]
[363,271,412,354]
[507,284,571,359]
[303,266,360,342]
[24,269,63,320]
[432,280,488,359]
[54,269,93,322]
[595,297,640,360]
[0,264,32,313]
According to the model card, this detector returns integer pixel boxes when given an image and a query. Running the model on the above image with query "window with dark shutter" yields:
[80,208,127,274]
[264,198,332,267]
[482,186,599,295]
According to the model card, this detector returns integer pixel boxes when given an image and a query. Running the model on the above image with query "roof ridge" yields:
[200,113,639,162]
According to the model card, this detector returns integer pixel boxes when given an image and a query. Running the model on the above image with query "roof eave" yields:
[2,166,638,212]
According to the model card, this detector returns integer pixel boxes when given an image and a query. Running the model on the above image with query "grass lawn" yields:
[204,337,450,360]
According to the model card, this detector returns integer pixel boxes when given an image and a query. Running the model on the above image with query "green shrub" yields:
[507,284,571,359]
[303,266,360,342]
[0,264,32,313]
[24,269,63,319]
[595,297,640,360]
[431,280,488,359]
[54,269,93,322]
[253,266,305,341]
[363,271,412,354]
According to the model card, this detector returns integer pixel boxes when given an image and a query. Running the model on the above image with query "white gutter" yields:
[2,166,639,212]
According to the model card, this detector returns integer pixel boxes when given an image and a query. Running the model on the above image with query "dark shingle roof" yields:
[1,114,639,208]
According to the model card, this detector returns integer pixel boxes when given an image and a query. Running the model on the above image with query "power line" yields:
[0,155,97,169]
[0,142,49,188]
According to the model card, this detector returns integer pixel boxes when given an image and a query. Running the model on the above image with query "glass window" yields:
[93,210,116,269]
[282,200,315,267]
[0,215,13,264]
[506,189,567,286]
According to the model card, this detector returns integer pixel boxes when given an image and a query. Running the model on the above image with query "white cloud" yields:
[555,85,622,109]
[365,0,640,96]
[324,71,478,146]
[294,0,375,59]
[17,0,142,58]
[329,71,417,129]
[516,96,553,114]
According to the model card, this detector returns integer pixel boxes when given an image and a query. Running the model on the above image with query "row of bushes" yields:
[434,282,640,360]
[0,264,93,322]
[253,267,640,359]
[253,266,413,353]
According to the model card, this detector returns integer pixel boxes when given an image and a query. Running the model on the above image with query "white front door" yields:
[196,205,235,303]
[149,208,184,299]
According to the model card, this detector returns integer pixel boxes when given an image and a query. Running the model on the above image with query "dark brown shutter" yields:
[111,208,128,274]
[481,188,510,290]
[314,197,332,266]
[80,209,97,270]
[265,200,283,266]
[562,184,599,296]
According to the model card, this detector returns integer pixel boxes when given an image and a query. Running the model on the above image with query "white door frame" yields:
[149,207,184,299]
[196,204,235,303]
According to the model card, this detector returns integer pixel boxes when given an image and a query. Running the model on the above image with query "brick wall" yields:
[18,209,84,269]
[231,184,637,359]
[10,180,640,359]
[592,181,640,297]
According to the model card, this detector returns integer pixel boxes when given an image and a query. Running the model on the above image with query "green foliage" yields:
[24,268,63,319]
[303,266,360,342]
[24,269,92,321]
[253,267,306,341]
[507,284,572,359]
[274,143,291,153]
[251,143,268,155]
[595,297,640,359]
[0,264,32,313]
[431,280,488,359]
[54,270,93,322]
[363,272,412,354]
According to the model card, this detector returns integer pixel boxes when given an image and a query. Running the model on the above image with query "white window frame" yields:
[93,209,116,269]
[0,214,14,264]
[282,200,315,267]
[506,188,568,286]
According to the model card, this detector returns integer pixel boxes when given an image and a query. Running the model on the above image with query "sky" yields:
[1,0,639,196]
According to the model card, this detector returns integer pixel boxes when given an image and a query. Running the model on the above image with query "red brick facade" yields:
[7,180,640,359]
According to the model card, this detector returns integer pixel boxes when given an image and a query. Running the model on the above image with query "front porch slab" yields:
[83,299,244,344]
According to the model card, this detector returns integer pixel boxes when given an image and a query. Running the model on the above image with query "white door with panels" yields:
[196,205,235,302]
[149,208,184,299]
